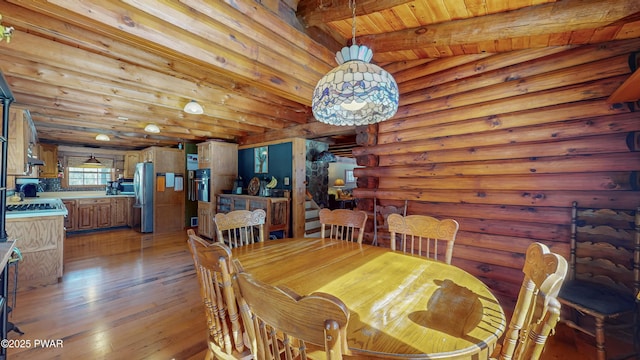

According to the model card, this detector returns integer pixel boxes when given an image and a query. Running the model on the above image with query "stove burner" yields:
[6,203,56,212]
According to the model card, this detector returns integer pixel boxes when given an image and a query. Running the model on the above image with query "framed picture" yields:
[254,146,269,173]
[345,169,356,183]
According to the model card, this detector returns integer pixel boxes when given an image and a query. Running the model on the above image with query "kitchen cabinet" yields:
[64,196,135,232]
[6,215,64,290]
[197,142,212,168]
[77,198,111,230]
[111,197,128,227]
[217,194,290,238]
[140,148,154,163]
[7,105,37,176]
[197,204,214,239]
[38,143,59,178]
[123,151,139,178]
[196,141,238,239]
[62,199,77,231]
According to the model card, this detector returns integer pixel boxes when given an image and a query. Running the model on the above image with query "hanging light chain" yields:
[350,0,357,45]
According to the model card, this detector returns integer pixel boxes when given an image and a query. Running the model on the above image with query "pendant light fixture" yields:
[83,154,102,167]
[312,0,398,126]
[183,100,204,114]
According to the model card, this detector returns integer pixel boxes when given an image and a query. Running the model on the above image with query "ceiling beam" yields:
[356,0,640,54]
[298,0,413,27]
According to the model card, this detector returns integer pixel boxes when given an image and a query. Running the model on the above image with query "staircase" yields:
[304,197,321,238]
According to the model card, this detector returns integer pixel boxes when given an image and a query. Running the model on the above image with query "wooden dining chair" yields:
[186,229,252,360]
[557,202,640,360]
[319,208,367,244]
[493,242,568,360]
[387,213,459,264]
[234,263,351,360]
[215,209,266,248]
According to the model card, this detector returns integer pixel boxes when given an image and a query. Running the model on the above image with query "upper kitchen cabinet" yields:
[38,144,58,178]
[7,105,37,176]
[197,142,212,168]
[140,148,154,163]
[123,151,140,178]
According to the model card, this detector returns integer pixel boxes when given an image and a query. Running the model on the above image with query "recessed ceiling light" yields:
[144,124,160,133]
[95,134,110,141]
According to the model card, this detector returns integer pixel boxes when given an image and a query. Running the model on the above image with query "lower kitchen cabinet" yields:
[76,198,112,230]
[197,202,214,239]
[111,197,128,227]
[62,199,76,231]
[66,196,135,232]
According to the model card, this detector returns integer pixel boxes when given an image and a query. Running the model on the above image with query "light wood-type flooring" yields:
[4,228,634,359]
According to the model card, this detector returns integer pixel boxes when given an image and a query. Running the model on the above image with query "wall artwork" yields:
[345,169,356,183]
[254,146,269,173]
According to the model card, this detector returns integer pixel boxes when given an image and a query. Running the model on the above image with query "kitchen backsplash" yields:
[39,178,104,192]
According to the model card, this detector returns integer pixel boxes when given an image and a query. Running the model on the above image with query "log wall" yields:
[351,38,640,308]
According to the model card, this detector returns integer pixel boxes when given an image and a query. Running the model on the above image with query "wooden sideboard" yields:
[217,194,290,238]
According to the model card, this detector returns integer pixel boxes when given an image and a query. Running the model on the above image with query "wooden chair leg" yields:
[595,318,607,360]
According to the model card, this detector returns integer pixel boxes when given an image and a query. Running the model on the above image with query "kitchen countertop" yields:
[34,191,135,199]
[5,192,133,219]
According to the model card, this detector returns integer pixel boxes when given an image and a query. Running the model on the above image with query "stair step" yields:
[305,219,321,231]
[305,227,321,238]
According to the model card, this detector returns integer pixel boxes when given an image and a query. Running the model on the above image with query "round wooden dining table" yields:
[232,237,506,359]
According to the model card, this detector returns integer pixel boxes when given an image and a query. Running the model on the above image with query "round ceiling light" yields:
[95,134,110,141]
[144,124,160,133]
[184,100,204,114]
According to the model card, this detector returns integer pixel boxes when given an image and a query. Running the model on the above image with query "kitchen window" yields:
[66,156,114,187]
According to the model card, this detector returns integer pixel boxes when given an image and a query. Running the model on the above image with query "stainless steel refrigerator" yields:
[134,162,154,233]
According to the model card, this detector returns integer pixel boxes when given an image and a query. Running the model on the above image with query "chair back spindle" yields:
[496,242,568,360]
[388,213,459,264]
[319,208,367,244]
[215,209,266,248]
[235,266,350,360]
[186,229,249,359]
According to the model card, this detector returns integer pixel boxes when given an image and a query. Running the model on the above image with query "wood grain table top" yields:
[232,237,506,359]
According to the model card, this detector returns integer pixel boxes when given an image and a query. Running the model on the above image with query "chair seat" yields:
[559,280,636,316]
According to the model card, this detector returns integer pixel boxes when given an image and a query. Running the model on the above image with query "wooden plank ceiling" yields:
[0,0,638,152]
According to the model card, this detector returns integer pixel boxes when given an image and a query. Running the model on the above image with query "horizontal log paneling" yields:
[355,153,640,177]
[378,172,639,191]
[353,40,640,307]
[378,133,635,166]
[354,189,640,209]
[355,102,634,155]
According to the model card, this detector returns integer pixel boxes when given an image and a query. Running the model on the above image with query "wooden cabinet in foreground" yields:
[217,194,290,238]
[6,215,64,290]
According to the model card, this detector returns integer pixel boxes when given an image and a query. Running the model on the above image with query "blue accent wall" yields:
[238,142,292,192]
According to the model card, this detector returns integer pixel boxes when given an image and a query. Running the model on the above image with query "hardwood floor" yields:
[7,228,207,359]
[3,228,633,359]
